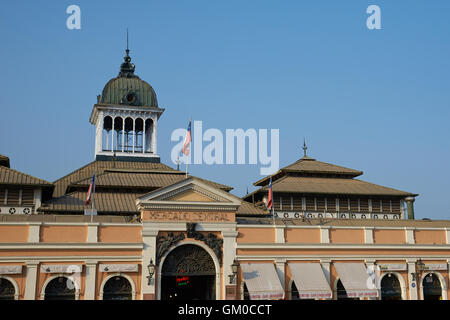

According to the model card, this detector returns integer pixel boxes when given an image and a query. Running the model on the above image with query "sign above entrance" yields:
[142,210,235,222]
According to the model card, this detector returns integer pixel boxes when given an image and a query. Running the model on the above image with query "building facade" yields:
[0,48,449,301]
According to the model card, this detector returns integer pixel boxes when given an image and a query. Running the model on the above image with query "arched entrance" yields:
[380,273,402,300]
[44,276,76,300]
[0,278,15,300]
[102,276,133,300]
[422,273,442,300]
[161,244,216,300]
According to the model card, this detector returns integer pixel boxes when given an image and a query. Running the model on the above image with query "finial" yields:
[302,138,308,157]
[118,29,137,78]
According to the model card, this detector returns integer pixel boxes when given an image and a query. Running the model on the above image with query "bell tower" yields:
[89,46,165,163]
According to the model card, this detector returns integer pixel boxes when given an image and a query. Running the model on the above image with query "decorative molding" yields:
[186,223,223,264]
[40,264,83,274]
[99,264,139,273]
[0,265,22,275]
[156,232,185,264]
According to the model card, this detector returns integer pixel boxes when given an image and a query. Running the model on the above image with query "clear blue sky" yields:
[1,1,449,219]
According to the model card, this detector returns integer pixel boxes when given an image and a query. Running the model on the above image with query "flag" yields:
[85,173,96,205]
[181,120,192,156]
[267,177,273,210]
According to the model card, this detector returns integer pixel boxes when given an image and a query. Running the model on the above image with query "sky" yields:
[0,1,449,219]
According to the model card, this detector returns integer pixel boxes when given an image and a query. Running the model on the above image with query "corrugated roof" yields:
[0,166,53,186]
[237,201,269,216]
[248,175,415,197]
[254,156,363,186]
[53,160,178,197]
[40,191,143,214]
[69,170,232,192]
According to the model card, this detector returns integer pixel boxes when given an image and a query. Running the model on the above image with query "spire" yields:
[302,138,308,157]
[119,29,137,78]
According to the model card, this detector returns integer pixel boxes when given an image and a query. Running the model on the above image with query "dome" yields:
[99,49,158,108]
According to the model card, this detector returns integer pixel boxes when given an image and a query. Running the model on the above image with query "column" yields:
[33,188,42,212]
[85,260,97,300]
[223,230,238,300]
[275,259,286,296]
[142,119,146,154]
[152,118,157,154]
[365,260,378,300]
[111,116,115,152]
[142,227,158,300]
[321,260,331,288]
[132,118,136,153]
[275,225,285,243]
[24,261,39,300]
[405,197,415,220]
[408,261,418,300]
[121,118,125,152]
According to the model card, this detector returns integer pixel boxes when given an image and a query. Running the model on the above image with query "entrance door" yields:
[161,244,216,300]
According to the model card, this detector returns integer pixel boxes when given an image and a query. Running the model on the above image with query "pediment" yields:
[137,177,241,210]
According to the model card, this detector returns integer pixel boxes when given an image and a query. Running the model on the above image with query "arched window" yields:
[114,117,123,152]
[380,273,402,300]
[423,273,442,300]
[102,116,113,151]
[124,117,134,152]
[134,118,144,152]
[0,278,15,300]
[336,279,358,300]
[103,276,132,300]
[291,281,300,300]
[144,119,153,153]
[44,277,76,300]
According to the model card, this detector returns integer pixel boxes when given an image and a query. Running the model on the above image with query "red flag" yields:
[267,177,273,210]
[181,120,192,156]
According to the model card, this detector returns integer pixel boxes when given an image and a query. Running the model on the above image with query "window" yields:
[44,277,75,300]
[103,276,132,300]
[0,278,15,300]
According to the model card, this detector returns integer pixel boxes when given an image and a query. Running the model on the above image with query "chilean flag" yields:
[181,120,192,156]
[85,173,96,206]
[267,177,273,210]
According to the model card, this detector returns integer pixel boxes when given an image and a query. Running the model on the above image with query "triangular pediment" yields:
[137,177,241,210]
[164,189,218,202]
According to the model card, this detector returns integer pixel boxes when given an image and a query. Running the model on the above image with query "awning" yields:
[334,263,378,298]
[288,263,332,299]
[241,263,284,300]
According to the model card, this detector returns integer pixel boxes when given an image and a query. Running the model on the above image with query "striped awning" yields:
[288,263,332,299]
[241,263,284,300]
[334,263,378,298]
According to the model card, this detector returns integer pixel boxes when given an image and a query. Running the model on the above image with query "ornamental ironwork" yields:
[186,223,223,264]
[162,244,216,276]
[156,232,185,263]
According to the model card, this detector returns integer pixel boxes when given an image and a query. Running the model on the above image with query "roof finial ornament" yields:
[302,138,308,157]
[119,28,137,78]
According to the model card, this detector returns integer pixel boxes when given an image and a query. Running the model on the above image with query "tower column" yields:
[142,119,146,154]
[132,118,136,153]
[121,117,125,152]
[152,118,157,154]
[111,117,115,152]
[405,197,415,220]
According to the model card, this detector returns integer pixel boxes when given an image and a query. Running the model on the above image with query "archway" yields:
[380,273,402,300]
[102,275,133,300]
[422,273,442,300]
[161,244,216,300]
[0,277,16,300]
[44,276,76,300]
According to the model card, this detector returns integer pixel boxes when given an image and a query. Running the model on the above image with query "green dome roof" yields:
[99,49,158,108]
